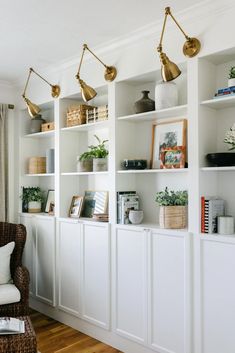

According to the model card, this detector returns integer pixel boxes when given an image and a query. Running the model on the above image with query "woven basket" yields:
[66,104,94,127]
[159,206,187,229]
[28,157,46,174]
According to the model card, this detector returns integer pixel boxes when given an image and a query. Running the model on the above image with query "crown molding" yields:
[13,0,235,87]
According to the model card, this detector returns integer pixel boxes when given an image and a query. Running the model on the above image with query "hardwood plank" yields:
[30,311,122,353]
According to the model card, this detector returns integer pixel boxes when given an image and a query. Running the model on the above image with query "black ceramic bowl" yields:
[206,153,235,166]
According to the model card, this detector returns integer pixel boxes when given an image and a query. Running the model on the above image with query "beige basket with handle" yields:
[159,206,187,229]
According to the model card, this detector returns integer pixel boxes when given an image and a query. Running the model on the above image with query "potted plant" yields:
[228,66,235,87]
[77,151,94,172]
[155,187,188,229]
[21,187,44,213]
[89,135,109,172]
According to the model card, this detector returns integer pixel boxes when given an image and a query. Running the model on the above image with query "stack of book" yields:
[92,213,109,222]
[214,86,235,99]
[86,105,108,123]
[201,196,225,233]
[0,318,25,334]
[117,191,139,224]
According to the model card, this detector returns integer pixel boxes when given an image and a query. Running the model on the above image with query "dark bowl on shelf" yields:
[206,153,235,166]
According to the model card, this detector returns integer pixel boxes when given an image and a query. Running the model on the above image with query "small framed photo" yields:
[160,146,186,169]
[69,196,84,218]
[81,191,108,218]
[151,119,187,169]
[45,190,55,213]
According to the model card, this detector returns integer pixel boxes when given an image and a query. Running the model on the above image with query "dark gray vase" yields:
[30,115,46,134]
[134,90,155,114]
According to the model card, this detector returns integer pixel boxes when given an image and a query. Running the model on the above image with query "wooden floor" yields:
[30,311,122,353]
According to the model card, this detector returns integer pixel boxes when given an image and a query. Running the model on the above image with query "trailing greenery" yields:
[229,66,235,79]
[21,187,44,202]
[88,135,109,159]
[155,187,188,206]
[79,151,94,161]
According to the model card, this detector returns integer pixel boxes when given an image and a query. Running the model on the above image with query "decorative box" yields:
[28,157,46,174]
[41,121,55,132]
[66,104,94,127]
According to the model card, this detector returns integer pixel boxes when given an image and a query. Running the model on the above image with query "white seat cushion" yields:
[0,284,21,305]
[0,241,15,284]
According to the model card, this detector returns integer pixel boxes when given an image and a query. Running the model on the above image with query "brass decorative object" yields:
[22,68,61,118]
[157,7,201,81]
[76,44,117,102]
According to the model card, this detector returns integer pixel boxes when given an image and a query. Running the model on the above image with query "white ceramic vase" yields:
[155,81,178,110]
[129,210,144,224]
[228,78,235,87]
[28,201,41,213]
[93,158,108,172]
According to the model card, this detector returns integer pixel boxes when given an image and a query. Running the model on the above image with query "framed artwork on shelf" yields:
[151,119,187,169]
[45,190,55,213]
[81,190,108,218]
[69,196,84,218]
[160,146,186,169]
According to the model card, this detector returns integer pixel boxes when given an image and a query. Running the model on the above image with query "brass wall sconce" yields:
[22,68,61,118]
[75,44,117,102]
[157,7,201,81]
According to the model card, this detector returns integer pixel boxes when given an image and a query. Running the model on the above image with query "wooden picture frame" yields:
[160,146,186,169]
[45,190,55,213]
[69,196,84,218]
[81,191,109,218]
[150,119,187,169]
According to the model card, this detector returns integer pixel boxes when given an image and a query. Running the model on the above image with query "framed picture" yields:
[160,146,186,169]
[45,190,55,213]
[150,119,187,169]
[81,191,108,218]
[48,202,55,215]
[69,196,84,218]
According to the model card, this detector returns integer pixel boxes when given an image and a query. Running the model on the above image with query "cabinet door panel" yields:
[35,217,55,306]
[150,231,188,353]
[201,240,235,353]
[58,220,81,316]
[115,227,147,344]
[82,223,110,329]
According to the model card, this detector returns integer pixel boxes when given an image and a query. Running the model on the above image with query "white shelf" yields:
[201,166,235,171]
[117,168,188,174]
[61,171,109,176]
[25,173,54,177]
[117,105,187,122]
[200,233,235,244]
[201,95,235,109]
[61,120,109,132]
[23,130,55,138]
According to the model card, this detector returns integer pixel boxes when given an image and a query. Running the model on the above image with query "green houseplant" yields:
[155,187,188,229]
[77,150,94,172]
[89,135,109,172]
[228,66,235,87]
[21,187,44,213]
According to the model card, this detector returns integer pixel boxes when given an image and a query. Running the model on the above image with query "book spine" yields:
[204,200,209,233]
[201,196,205,233]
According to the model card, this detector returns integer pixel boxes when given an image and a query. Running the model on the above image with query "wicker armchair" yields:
[0,222,30,317]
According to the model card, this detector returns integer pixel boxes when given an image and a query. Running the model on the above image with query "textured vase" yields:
[129,210,144,224]
[28,201,41,213]
[93,158,108,172]
[29,115,46,133]
[77,159,93,172]
[134,90,155,114]
[155,81,178,110]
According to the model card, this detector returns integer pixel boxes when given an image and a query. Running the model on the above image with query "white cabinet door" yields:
[115,226,147,344]
[81,222,110,329]
[58,219,82,316]
[200,238,235,353]
[35,216,55,306]
[150,230,190,353]
[20,215,36,296]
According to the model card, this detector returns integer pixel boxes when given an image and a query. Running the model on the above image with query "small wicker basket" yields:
[66,104,94,127]
[159,206,187,229]
[28,157,46,174]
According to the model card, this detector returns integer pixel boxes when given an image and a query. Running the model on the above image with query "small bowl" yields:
[206,153,235,167]
[129,210,144,224]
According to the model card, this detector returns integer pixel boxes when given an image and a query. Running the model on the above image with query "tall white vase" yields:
[155,81,178,110]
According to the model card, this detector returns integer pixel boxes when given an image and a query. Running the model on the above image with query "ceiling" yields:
[0,0,197,83]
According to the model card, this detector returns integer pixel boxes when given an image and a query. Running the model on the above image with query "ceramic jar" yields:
[155,81,178,110]
[29,115,46,133]
[129,210,144,224]
[134,90,155,113]
[93,158,108,172]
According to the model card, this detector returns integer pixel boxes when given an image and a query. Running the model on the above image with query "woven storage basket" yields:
[41,121,54,132]
[159,206,187,229]
[28,157,46,174]
[66,104,94,127]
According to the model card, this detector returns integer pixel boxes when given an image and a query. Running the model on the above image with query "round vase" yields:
[93,158,108,172]
[129,210,144,224]
[228,78,235,87]
[29,115,46,134]
[28,201,41,213]
[134,90,155,114]
[155,81,178,110]
[77,158,93,172]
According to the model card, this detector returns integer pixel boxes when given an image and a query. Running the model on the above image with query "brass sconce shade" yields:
[76,44,117,102]
[22,67,61,118]
[157,7,201,81]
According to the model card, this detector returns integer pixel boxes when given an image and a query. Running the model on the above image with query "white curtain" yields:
[0,104,8,221]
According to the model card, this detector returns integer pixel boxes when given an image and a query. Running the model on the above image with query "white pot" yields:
[28,201,41,213]
[155,81,178,110]
[129,210,144,224]
[228,78,235,87]
[93,158,108,172]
